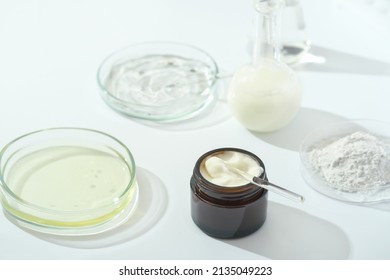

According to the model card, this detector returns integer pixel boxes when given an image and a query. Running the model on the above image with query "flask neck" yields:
[252,0,284,65]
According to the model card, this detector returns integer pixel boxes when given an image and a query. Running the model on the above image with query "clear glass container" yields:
[229,0,302,132]
[280,0,311,65]
[97,41,219,122]
[190,148,268,238]
[0,128,138,235]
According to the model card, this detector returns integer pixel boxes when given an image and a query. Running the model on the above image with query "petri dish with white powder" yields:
[300,120,390,204]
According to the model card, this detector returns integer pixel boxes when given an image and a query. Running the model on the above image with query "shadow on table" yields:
[252,107,348,151]
[9,167,169,249]
[294,45,390,76]
[219,202,351,260]
[367,201,390,212]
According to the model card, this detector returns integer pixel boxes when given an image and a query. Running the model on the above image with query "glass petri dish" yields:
[97,41,219,122]
[0,128,138,235]
[300,119,390,204]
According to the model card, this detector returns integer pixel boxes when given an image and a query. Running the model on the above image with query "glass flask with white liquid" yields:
[229,0,302,132]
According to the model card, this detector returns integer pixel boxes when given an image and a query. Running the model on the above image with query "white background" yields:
[0,0,390,260]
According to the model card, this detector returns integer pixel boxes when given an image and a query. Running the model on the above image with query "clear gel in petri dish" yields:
[97,41,219,122]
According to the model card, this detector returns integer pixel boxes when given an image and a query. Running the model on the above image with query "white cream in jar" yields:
[200,150,264,187]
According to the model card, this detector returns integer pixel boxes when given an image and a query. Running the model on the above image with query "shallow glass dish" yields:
[97,41,219,122]
[300,120,390,204]
[0,128,138,235]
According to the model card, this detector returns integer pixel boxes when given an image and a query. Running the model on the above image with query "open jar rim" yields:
[192,147,268,202]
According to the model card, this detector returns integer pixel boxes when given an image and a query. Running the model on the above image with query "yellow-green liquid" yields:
[5,146,134,227]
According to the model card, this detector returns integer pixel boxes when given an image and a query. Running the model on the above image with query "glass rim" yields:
[0,127,137,215]
[96,40,219,108]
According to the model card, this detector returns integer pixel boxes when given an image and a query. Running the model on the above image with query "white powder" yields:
[309,131,390,192]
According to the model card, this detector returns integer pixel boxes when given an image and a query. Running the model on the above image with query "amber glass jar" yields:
[190,148,268,238]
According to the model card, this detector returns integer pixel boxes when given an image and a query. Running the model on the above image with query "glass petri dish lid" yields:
[0,128,138,235]
[97,41,219,122]
[300,119,390,204]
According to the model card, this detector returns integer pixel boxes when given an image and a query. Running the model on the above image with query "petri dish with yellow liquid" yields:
[0,128,138,235]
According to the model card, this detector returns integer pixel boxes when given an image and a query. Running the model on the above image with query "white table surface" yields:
[0,0,390,260]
